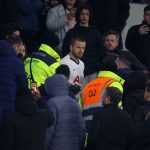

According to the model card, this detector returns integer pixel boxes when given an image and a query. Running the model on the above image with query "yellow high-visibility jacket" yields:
[24,44,60,87]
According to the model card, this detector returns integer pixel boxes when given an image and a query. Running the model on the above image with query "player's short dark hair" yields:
[70,34,86,46]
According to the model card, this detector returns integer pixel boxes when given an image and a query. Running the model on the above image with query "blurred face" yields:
[12,30,20,37]
[19,44,26,59]
[70,40,86,59]
[144,11,150,25]
[104,34,119,51]
[79,9,90,26]
[50,0,59,7]
[65,0,76,9]
[144,88,150,100]
[13,43,26,59]
[102,90,110,106]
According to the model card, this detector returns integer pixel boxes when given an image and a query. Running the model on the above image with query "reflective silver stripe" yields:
[100,79,114,105]
[83,103,103,110]
[83,115,93,121]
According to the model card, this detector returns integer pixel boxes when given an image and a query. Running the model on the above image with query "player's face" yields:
[104,34,118,51]
[70,40,86,59]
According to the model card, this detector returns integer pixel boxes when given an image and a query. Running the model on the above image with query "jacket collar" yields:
[97,71,125,85]
[39,44,61,62]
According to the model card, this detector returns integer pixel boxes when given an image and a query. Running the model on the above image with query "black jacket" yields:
[87,104,135,150]
[62,25,105,76]
[125,23,150,67]
[123,71,147,117]
[133,101,150,150]
[2,89,54,150]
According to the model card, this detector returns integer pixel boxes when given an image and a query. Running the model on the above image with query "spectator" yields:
[44,74,85,150]
[123,71,147,118]
[103,30,145,71]
[87,87,135,150]
[125,5,150,67]
[133,82,150,150]
[103,53,133,80]
[46,0,78,51]
[61,34,86,86]
[24,31,60,88]
[2,87,54,150]
[6,35,27,61]
[62,5,104,85]
[0,38,27,119]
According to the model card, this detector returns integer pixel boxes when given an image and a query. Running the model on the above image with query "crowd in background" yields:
[1,0,150,150]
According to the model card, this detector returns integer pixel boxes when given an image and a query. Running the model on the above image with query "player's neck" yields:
[69,53,79,64]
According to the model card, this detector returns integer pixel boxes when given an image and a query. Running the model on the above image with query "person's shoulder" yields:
[119,108,132,119]
[51,4,63,10]
[48,4,64,14]
[129,24,141,31]
[61,54,70,63]
[10,56,24,67]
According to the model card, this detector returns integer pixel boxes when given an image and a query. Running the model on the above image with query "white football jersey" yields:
[61,54,84,86]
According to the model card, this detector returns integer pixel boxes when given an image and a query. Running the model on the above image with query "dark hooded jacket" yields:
[0,40,27,118]
[2,88,53,150]
[123,71,147,117]
[44,74,85,150]
[133,101,150,150]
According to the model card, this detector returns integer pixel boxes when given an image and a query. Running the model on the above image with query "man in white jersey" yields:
[61,35,86,87]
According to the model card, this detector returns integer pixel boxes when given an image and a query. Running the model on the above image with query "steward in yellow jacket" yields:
[81,62,125,133]
[24,43,60,87]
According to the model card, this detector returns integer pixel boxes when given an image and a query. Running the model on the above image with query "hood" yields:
[0,40,16,56]
[15,88,40,115]
[98,71,125,86]
[45,74,69,98]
